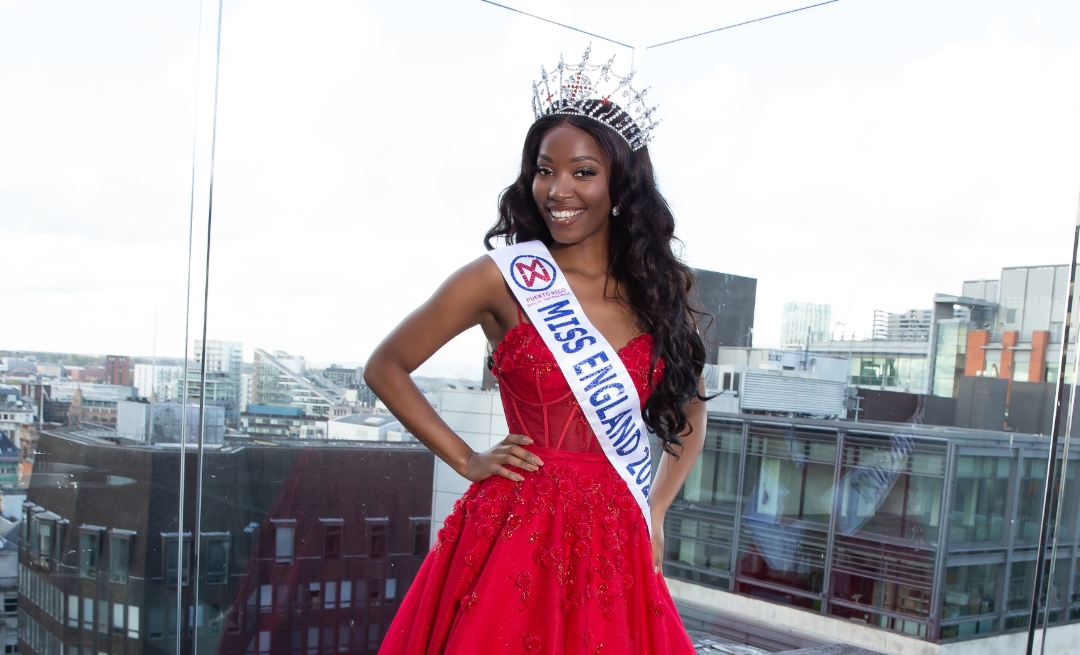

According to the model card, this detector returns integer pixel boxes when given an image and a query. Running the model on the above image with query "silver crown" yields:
[532,46,659,151]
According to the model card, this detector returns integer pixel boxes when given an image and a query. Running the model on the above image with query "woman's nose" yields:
[547,174,574,200]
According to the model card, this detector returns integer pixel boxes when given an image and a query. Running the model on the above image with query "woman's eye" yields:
[536,167,553,176]
[575,168,597,177]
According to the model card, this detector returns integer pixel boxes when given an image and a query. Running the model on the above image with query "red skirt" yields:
[380,447,696,655]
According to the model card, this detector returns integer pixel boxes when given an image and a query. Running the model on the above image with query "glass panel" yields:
[950,457,1010,544]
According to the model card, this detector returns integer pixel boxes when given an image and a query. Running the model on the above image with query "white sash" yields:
[488,240,653,535]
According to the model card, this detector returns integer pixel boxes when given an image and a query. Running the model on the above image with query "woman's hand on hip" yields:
[458,433,544,483]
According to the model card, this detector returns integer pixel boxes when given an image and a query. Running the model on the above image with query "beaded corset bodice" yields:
[491,321,665,454]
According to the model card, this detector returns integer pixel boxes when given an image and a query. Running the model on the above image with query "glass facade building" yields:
[664,412,1080,643]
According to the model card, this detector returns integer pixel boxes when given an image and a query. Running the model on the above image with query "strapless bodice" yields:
[490,322,664,454]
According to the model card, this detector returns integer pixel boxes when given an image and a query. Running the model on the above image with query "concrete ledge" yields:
[667,579,938,655]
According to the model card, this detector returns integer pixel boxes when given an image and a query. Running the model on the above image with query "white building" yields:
[326,413,404,441]
[430,389,507,542]
[132,363,184,400]
[705,347,850,418]
[194,340,243,376]
[781,302,833,347]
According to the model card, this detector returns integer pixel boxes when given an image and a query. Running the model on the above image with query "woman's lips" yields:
[548,207,585,227]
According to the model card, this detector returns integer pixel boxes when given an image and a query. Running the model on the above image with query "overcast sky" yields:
[2,0,1079,379]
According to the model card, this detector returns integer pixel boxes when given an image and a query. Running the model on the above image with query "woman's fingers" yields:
[505,433,533,446]
[495,465,524,482]
[508,445,543,467]
[504,454,539,472]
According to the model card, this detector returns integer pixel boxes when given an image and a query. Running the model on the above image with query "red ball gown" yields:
[379,321,697,655]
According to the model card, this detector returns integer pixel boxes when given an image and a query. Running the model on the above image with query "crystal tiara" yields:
[531,46,659,151]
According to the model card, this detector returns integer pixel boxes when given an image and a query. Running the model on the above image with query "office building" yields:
[67,386,136,429]
[132,364,184,402]
[705,348,850,419]
[781,303,832,348]
[193,341,243,377]
[117,400,226,445]
[242,405,327,440]
[692,268,757,362]
[326,414,405,442]
[180,370,239,426]
[662,410,1080,652]
[872,309,932,342]
[104,356,131,387]
[19,427,433,655]
[251,350,349,418]
[323,366,363,390]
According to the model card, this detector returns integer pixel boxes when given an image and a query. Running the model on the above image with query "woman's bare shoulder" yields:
[433,253,512,312]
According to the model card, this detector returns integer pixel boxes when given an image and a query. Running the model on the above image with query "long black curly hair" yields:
[484,105,708,457]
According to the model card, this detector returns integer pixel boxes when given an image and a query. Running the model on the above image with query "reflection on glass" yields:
[950,457,1009,544]
[18,430,432,655]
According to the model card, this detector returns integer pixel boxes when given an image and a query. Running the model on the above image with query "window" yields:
[127,606,139,639]
[339,581,351,609]
[274,523,295,564]
[205,536,229,584]
[97,600,108,633]
[323,524,342,562]
[38,520,55,568]
[368,579,382,606]
[411,521,429,557]
[112,602,124,636]
[337,623,350,653]
[367,519,388,560]
[259,585,272,613]
[148,609,164,639]
[950,456,1009,543]
[325,582,337,609]
[109,533,130,584]
[5,594,17,614]
[83,598,94,631]
[78,529,102,579]
[308,582,321,610]
[66,596,78,628]
[385,579,396,601]
[164,535,192,586]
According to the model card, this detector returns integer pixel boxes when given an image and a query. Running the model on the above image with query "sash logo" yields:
[509,255,557,292]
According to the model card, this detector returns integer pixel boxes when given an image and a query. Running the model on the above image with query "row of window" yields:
[18,610,60,655]
[77,532,131,583]
[251,578,397,613]
[246,623,386,654]
[19,565,64,623]
[271,520,429,564]
[64,596,139,639]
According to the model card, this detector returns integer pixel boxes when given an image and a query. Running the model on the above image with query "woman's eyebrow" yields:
[537,154,603,164]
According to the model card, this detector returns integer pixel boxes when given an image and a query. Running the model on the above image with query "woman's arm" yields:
[648,377,708,571]
[364,256,544,482]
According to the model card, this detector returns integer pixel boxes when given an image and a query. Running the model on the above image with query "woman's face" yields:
[531,124,613,246]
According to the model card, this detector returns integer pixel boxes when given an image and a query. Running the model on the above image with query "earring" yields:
[612,206,621,217]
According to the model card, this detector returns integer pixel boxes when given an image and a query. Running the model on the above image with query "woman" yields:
[366,50,707,655]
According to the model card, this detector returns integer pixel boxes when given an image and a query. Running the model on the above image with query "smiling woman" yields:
[364,50,708,654]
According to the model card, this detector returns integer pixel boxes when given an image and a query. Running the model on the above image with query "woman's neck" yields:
[548,234,610,280]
